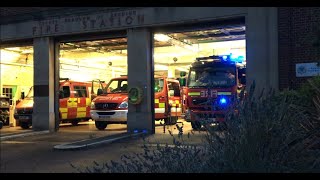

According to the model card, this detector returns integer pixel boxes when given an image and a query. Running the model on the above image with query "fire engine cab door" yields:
[59,85,77,120]
[167,81,182,117]
[154,78,167,119]
[73,85,90,119]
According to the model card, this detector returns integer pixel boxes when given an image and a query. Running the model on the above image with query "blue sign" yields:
[296,63,320,77]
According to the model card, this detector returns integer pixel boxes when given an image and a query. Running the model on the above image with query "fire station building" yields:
[0,7,316,133]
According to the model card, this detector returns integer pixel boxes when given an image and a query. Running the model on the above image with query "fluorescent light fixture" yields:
[176,67,189,72]
[4,47,20,51]
[154,34,171,42]
[0,50,20,62]
[154,64,168,71]
[22,49,33,54]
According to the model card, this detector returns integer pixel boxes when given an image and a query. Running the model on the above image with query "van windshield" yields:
[106,79,128,93]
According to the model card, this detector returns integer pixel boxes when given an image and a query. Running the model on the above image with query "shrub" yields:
[74,80,320,173]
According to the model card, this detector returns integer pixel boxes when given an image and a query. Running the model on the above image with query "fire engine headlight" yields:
[90,102,95,109]
[118,101,128,109]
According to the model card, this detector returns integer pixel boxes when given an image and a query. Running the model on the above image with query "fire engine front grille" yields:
[16,109,33,114]
[194,113,225,119]
[95,103,118,110]
[97,112,116,115]
[192,98,216,106]
[191,98,231,111]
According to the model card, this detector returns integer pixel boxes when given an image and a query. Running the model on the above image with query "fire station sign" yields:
[296,62,320,77]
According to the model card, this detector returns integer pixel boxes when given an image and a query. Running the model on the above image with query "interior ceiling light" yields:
[154,34,171,42]
[4,47,20,51]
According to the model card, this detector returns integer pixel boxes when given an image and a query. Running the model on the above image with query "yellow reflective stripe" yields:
[77,112,86,118]
[67,98,77,107]
[77,107,86,112]
[218,92,232,95]
[86,98,91,106]
[188,92,200,96]
[60,108,68,113]
[155,99,159,103]
[61,113,67,119]
[159,103,165,108]
[155,108,165,113]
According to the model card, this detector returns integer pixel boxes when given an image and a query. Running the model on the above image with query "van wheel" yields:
[21,122,30,129]
[164,117,177,125]
[71,120,79,126]
[95,121,107,130]
[191,121,201,130]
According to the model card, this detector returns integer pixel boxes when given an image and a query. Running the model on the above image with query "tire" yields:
[191,121,201,130]
[20,122,30,129]
[71,120,79,126]
[164,117,178,125]
[0,121,3,129]
[95,121,107,130]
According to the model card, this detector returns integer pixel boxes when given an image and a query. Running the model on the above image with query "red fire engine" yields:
[180,54,246,130]
[14,78,105,129]
[90,75,182,130]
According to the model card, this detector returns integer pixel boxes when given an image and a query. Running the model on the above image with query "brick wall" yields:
[278,7,320,90]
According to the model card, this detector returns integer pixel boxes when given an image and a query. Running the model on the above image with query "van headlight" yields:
[118,101,128,108]
[90,102,95,109]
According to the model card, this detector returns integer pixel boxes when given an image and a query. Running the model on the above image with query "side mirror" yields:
[180,71,187,77]
[59,90,64,99]
[21,92,25,99]
[97,89,103,96]
[240,76,246,85]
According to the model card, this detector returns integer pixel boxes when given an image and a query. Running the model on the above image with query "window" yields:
[167,82,180,97]
[60,86,70,99]
[154,78,164,93]
[106,80,128,93]
[74,86,87,98]
[2,87,13,105]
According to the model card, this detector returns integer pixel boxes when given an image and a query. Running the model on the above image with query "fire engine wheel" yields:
[164,117,178,125]
[71,120,79,126]
[95,121,108,130]
[20,122,30,129]
[191,121,201,130]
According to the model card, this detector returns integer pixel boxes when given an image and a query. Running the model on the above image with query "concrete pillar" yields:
[33,37,55,132]
[127,28,155,134]
[168,65,175,78]
[246,7,278,95]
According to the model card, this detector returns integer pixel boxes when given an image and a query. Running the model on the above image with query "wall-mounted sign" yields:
[296,62,320,77]
[31,10,145,37]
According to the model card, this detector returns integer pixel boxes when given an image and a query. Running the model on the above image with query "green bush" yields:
[74,79,320,173]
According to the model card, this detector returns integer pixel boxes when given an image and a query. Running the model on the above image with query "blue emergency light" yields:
[219,53,244,63]
[142,129,148,133]
[219,97,227,104]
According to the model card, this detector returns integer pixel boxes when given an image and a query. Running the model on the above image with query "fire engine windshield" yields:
[26,86,34,98]
[106,79,128,93]
[187,67,236,88]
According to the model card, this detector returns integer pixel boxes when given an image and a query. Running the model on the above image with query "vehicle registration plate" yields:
[19,116,30,120]
[99,116,110,120]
